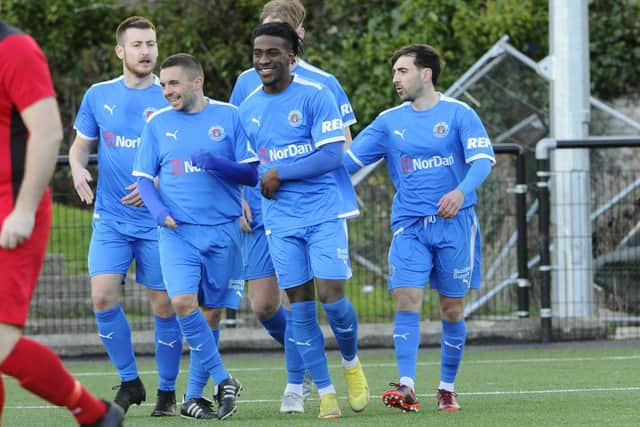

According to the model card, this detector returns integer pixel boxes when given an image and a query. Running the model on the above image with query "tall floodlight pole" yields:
[549,0,593,318]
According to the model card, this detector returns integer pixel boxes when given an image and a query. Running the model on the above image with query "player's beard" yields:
[124,58,154,80]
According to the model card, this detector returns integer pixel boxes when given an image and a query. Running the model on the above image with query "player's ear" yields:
[422,67,432,85]
[296,26,305,40]
[115,44,124,60]
[194,75,204,89]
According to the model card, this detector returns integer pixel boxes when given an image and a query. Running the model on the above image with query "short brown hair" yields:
[115,16,156,45]
[391,44,444,86]
[161,53,204,80]
[259,0,305,29]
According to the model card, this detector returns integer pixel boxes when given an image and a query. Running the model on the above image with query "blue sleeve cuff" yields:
[137,177,170,226]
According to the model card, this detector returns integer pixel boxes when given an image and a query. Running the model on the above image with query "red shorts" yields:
[0,191,51,327]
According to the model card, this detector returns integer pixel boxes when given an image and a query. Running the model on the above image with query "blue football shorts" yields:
[158,220,244,309]
[388,207,482,298]
[266,218,352,289]
[88,218,164,290]
[242,222,276,281]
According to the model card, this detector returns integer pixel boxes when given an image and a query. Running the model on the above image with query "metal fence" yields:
[26,146,640,342]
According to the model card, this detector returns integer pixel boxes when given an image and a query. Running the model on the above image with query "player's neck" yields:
[411,89,439,111]
[122,71,155,89]
[184,95,209,114]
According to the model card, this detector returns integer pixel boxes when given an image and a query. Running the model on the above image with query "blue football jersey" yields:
[132,99,258,226]
[74,76,167,226]
[346,94,495,229]
[238,75,347,233]
[230,60,358,223]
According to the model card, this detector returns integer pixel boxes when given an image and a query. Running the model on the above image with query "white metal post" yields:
[549,0,594,317]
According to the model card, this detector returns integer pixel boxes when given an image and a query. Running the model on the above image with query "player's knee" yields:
[170,294,198,317]
[91,291,119,311]
[440,302,464,322]
[316,279,345,303]
[202,307,223,328]
[250,298,279,320]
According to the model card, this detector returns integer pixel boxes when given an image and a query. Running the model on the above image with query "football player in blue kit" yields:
[238,22,368,419]
[133,53,258,421]
[344,44,495,413]
[229,0,359,415]
[68,16,181,417]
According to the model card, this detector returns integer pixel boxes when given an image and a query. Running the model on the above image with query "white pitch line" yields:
[68,354,640,377]
[5,386,640,410]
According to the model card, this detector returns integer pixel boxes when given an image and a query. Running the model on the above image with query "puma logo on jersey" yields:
[103,104,116,115]
[393,332,409,340]
[251,117,261,127]
[98,332,114,340]
[158,339,177,348]
[166,130,179,140]
[189,344,203,352]
[393,129,407,140]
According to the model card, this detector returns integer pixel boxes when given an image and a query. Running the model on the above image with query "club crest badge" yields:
[288,110,303,127]
[433,121,449,138]
[209,125,225,141]
[142,107,157,121]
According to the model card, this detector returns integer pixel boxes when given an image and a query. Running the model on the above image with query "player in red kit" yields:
[0,20,123,427]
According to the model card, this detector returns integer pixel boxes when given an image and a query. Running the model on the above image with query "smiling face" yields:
[160,65,202,112]
[253,34,295,94]
[392,54,430,103]
[116,27,158,79]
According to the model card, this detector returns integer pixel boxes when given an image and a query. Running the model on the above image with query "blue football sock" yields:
[154,314,182,391]
[291,301,332,389]
[95,305,138,382]
[178,310,228,385]
[185,326,219,400]
[441,319,467,383]
[322,297,358,361]
[284,309,305,384]
[394,311,420,381]
[259,305,286,346]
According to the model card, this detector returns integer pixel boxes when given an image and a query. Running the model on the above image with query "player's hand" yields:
[437,189,464,218]
[122,182,144,207]
[164,215,177,229]
[0,209,35,249]
[240,198,253,233]
[71,166,94,204]
[191,149,219,171]
[261,168,280,200]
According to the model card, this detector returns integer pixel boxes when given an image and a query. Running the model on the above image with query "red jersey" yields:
[0,21,55,217]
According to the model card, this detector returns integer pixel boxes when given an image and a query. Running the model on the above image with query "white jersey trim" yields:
[293,75,323,91]
[74,128,98,141]
[132,170,155,181]
[147,106,173,122]
[296,60,332,78]
[467,153,496,165]
[315,136,345,148]
[90,75,124,88]
[346,150,365,169]
[439,93,473,110]
[239,156,259,164]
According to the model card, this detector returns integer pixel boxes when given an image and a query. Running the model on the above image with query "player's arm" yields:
[343,117,387,174]
[136,177,175,229]
[437,158,493,218]
[68,134,96,204]
[191,150,259,186]
[0,97,62,249]
[261,141,343,199]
